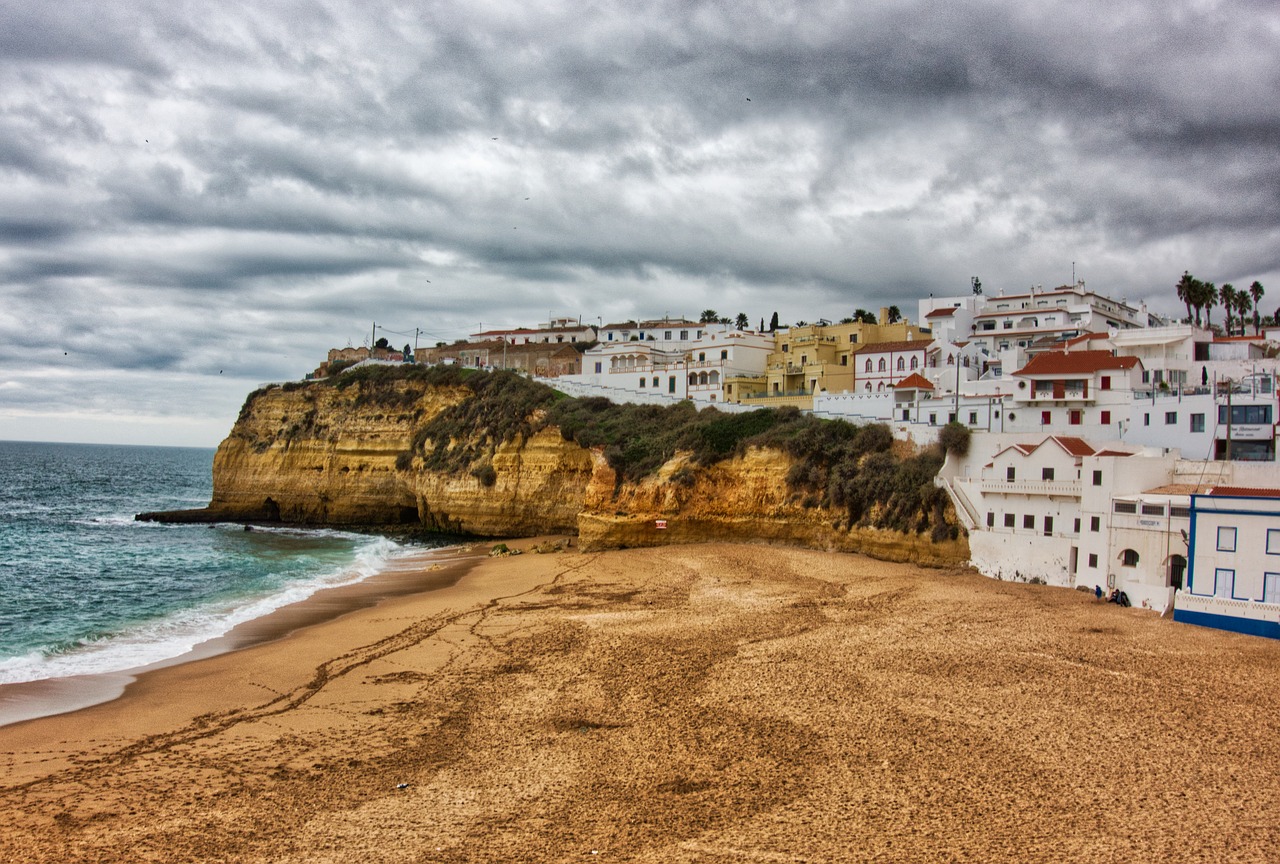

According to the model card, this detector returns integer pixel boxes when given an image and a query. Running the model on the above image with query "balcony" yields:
[979,478,1083,497]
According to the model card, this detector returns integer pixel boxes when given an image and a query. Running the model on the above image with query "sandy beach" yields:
[2,541,1278,863]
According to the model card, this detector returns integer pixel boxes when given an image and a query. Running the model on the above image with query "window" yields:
[668,377,676,393]
[1004,513,1015,528]
[1190,413,1205,433]
[1023,514,1035,529]
[1100,375,1111,390]
[594,362,602,373]
[1093,470,1102,486]
[1165,411,1177,425]
[721,350,728,360]
[911,357,919,370]
[929,413,936,425]
[1263,573,1280,603]
[1043,516,1053,536]
[699,352,706,362]
[1041,410,1052,425]
[639,378,646,388]
[1218,526,1237,552]
[1088,553,1098,568]
[896,357,905,371]
[1144,413,1150,426]
[1091,516,1101,532]
[1170,506,1190,519]
[878,358,887,372]
[1100,411,1111,424]
[841,356,848,366]
[1141,504,1165,516]
[652,377,659,388]
[987,512,995,528]
[1214,569,1235,598]
[680,330,688,340]
[1220,405,1273,425]
[665,331,672,340]
[1007,466,1016,481]
[1073,517,1080,533]
[865,359,873,372]
[969,412,978,424]
[1069,410,1082,425]
[1121,549,1139,566]
[1113,501,1137,514]
[1262,530,1280,558]
[1042,467,1055,481]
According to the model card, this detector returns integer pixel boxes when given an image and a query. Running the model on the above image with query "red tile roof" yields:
[1205,487,1280,498]
[1050,436,1096,457]
[891,373,934,390]
[926,307,958,318]
[1064,332,1112,348]
[1015,350,1140,376]
[855,339,931,354]
[1093,449,1136,458]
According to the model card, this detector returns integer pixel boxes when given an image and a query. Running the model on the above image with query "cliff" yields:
[140,371,967,567]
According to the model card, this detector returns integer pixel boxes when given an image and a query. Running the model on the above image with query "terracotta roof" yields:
[1205,486,1280,498]
[1064,332,1112,347]
[891,372,934,390]
[1093,449,1136,458]
[1143,484,1210,495]
[1213,335,1265,342]
[926,307,958,318]
[994,435,1096,460]
[1014,350,1140,376]
[855,339,931,354]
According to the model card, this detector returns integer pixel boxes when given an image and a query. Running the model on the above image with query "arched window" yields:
[709,371,720,384]
[877,382,885,391]
[878,358,886,372]
[698,372,709,385]
[896,357,905,371]
[688,374,697,385]
[1121,549,1139,567]
[865,382,872,392]
[947,354,954,365]
[865,359,873,373]
[910,356,918,370]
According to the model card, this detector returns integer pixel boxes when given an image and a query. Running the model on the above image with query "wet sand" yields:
[2,542,1278,862]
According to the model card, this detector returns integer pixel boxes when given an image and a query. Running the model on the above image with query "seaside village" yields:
[313,281,1280,640]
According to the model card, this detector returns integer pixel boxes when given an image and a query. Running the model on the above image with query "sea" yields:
[0,440,429,701]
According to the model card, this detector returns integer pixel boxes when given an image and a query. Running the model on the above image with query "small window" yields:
[1041,410,1051,425]
[652,377,659,388]
[1007,466,1016,481]
[1088,553,1098,568]
[639,378,646,388]
[1069,410,1082,425]
[1267,529,1280,555]
[1073,517,1081,533]
[1023,514,1035,529]
[1218,526,1237,552]
[1170,506,1190,518]
[1144,413,1150,426]
[1121,549,1139,566]
[720,350,728,360]
[665,331,672,340]
[1190,413,1205,433]
[1113,501,1137,514]
[1091,516,1100,532]
[1141,504,1165,516]
[1042,467,1055,481]
[1004,513,1015,528]
[680,330,688,340]
[1100,410,1111,424]
[969,412,977,424]
[987,512,995,528]
[1043,516,1053,536]
[1214,569,1235,598]
[1165,411,1177,425]
[1100,375,1111,390]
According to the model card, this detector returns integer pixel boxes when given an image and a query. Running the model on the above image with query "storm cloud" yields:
[2,0,1278,444]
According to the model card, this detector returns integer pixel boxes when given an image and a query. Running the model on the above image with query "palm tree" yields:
[1176,271,1196,323]
[1250,281,1265,333]
[1200,281,1218,329]
[1220,284,1236,335]
[1237,291,1253,337]
[735,312,749,330]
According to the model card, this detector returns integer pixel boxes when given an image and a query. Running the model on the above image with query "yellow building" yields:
[727,311,932,408]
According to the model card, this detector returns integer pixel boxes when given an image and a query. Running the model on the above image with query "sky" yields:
[2,0,1278,446]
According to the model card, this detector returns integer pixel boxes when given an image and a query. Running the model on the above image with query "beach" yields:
[2,541,1278,863]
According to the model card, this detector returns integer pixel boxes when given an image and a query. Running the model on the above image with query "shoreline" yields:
[3,541,1278,862]
[0,538,498,729]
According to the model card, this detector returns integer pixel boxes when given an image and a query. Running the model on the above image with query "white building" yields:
[1175,487,1280,639]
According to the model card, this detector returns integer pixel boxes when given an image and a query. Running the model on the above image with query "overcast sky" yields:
[2,0,1278,446]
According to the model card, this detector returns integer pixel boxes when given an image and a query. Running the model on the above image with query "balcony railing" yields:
[979,478,1083,497]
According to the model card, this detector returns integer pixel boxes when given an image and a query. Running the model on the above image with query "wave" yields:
[0,535,406,686]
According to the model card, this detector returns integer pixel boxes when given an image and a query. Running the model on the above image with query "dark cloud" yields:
[1,0,1278,444]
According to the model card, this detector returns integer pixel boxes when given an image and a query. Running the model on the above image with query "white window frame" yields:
[1217,526,1237,553]
[1264,573,1280,604]
[1214,568,1235,598]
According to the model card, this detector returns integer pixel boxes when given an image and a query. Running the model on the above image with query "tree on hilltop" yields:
[1250,281,1266,333]
[1176,271,1196,323]
[735,312,749,330]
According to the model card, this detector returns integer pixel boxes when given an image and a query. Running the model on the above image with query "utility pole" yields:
[371,321,376,350]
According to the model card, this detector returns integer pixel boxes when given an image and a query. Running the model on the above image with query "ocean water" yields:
[0,440,419,687]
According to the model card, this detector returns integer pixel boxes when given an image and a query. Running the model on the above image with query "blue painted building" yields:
[1174,487,1280,639]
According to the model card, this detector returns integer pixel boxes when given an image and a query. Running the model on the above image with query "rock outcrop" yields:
[140,376,967,567]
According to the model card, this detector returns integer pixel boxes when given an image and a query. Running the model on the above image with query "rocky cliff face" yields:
[149,377,966,567]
